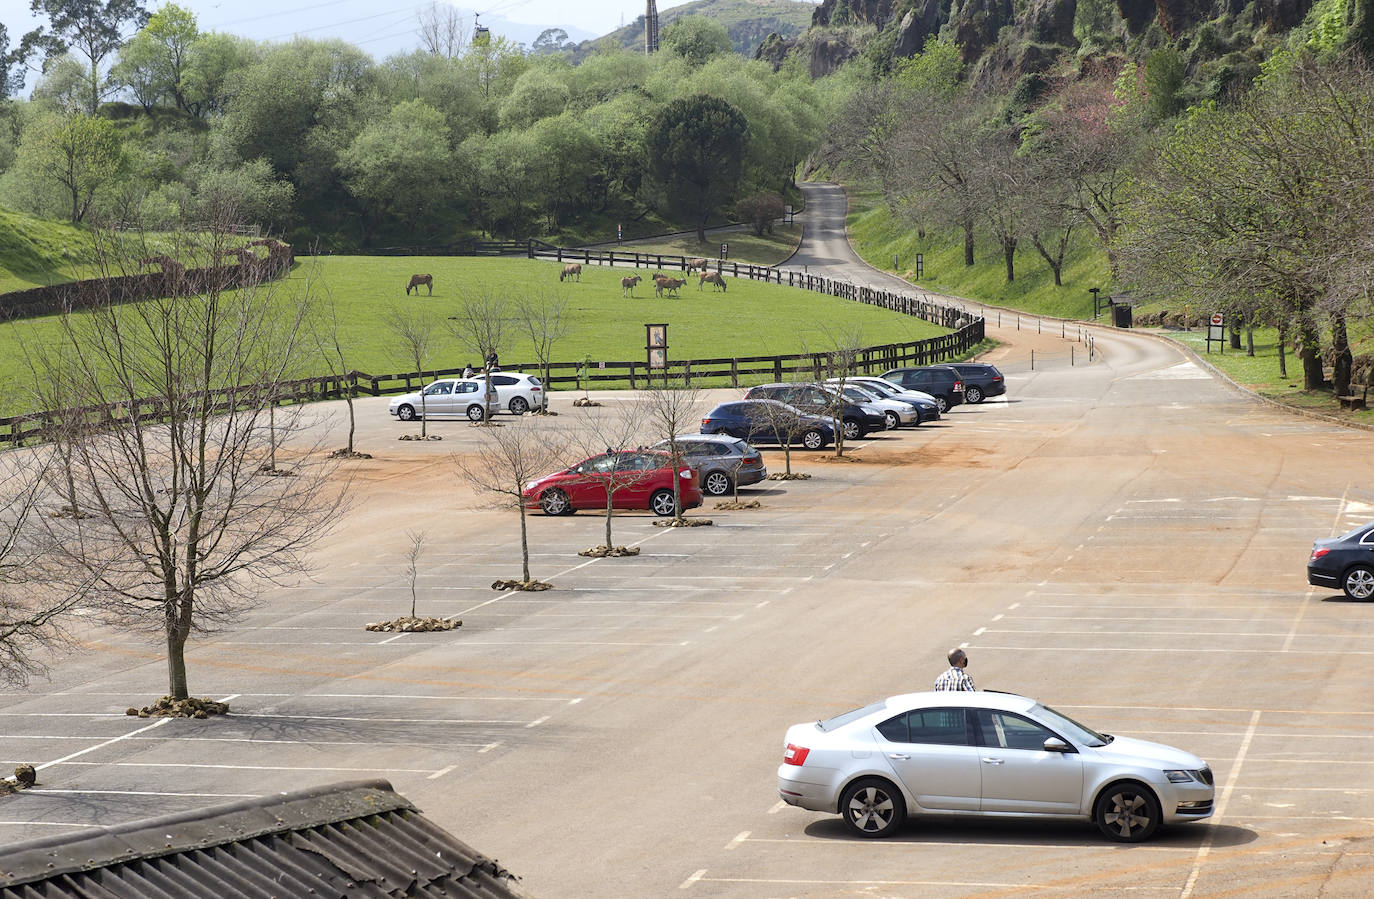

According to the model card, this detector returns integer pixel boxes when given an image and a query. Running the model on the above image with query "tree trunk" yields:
[604,490,614,548]
[518,503,531,583]
[1298,320,1324,390]
[1277,324,1288,379]
[1331,314,1353,397]
[1245,324,1255,357]
[963,222,975,267]
[166,618,189,700]
[1002,237,1016,282]
[420,393,428,438]
[1229,323,1241,350]
[345,392,356,453]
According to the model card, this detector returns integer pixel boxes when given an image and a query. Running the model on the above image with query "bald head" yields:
[948,648,967,667]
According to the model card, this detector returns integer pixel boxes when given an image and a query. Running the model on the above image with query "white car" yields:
[778,691,1214,842]
[827,381,922,429]
[843,376,942,418]
[388,372,544,422]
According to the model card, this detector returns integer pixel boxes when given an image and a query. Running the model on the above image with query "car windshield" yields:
[818,701,887,732]
[1031,703,1111,747]
[1336,522,1374,541]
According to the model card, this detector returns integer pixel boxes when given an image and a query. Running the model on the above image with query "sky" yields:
[1,0,703,94]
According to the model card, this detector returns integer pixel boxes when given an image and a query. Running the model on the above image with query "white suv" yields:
[388,372,545,421]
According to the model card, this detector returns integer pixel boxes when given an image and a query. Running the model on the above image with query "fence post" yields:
[730,359,738,388]
[1031,350,1035,370]
[629,361,636,389]
[774,357,782,381]
[685,361,692,387]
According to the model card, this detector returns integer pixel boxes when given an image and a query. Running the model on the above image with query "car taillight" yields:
[702,418,713,427]
[529,386,541,391]
[743,455,760,464]
[953,380,964,391]
[784,743,810,766]
[1311,547,1330,561]
[993,375,1003,382]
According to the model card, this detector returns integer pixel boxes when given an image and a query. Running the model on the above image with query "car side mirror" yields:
[1043,737,1071,753]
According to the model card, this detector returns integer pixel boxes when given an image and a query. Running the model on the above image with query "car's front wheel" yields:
[396,404,417,422]
[650,489,677,517]
[467,404,486,422]
[801,429,825,450]
[839,778,906,838]
[965,385,985,404]
[539,488,572,516]
[935,396,950,413]
[1343,565,1374,600]
[510,397,530,415]
[702,471,731,497]
[1094,782,1161,842]
[841,419,863,440]
[884,411,900,430]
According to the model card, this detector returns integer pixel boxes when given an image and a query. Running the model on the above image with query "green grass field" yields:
[0,254,954,415]
[617,224,803,266]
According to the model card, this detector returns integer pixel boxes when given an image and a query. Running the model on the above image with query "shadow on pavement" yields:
[802,817,1258,849]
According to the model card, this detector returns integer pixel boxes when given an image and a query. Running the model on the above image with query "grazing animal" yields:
[407,274,433,296]
[698,270,727,292]
[139,255,185,278]
[621,275,642,297]
[655,276,686,298]
[686,257,709,272]
[560,263,582,282]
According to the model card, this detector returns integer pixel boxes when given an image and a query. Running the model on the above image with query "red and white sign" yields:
[1210,313,1224,326]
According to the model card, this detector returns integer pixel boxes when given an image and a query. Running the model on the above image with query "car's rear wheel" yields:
[650,489,677,517]
[935,396,950,413]
[467,404,487,422]
[884,411,900,430]
[965,385,985,404]
[841,419,862,440]
[801,429,825,450]
[840,778,905,838]
[1094,782,1161,842]
[1343,565,1374,600]
[510,397,529,414]
[702,471,731,496]
[396,404,416,422]
[539,489,572,516]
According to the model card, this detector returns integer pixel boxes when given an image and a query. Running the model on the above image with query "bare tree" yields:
[742,398,824,478]
[417,2,467,58]
[635,383,703,524]
[458,420,569,587]
[386,305,439,438]
[314,284,366,457]
[568,403,651,553]
[514,291,570,411]
[35,223,346,703]
[404,529,425,617]
[0,450,87,687]
[447,288,507,421]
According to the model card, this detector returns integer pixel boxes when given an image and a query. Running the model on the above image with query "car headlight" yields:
[1164,769,1194,784]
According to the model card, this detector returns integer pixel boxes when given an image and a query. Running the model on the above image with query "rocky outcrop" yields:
[1023,0,1077,44]
[812,0,906,28]
[893,0,945,58]
[811,36,862,76]
[949,0,1016,62]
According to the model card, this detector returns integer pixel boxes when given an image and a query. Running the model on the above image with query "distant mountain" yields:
[568,0,817,60]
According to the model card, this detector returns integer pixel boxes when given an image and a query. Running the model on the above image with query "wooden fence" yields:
[0,245,985,445]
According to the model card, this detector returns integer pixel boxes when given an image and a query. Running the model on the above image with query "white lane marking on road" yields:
[0,820,94,828]
[427,764,457,780]
[234,713,526,724]
[725,831,749,850]
[29,789,259,798]
[679,869,707,889]
[479,743,500,753]
[1181,709,1261,899]
[54,761,444,774]
[766,801,786,814]
[973,645,1374,655]
[689,876,1103,889]
[991,614,1003,621]
[973,627,986,636]
[1008,603,1020,610]
[35,717,172,772]
[567,698,582,705]
[378,634,407,645]
[526,716,550,728]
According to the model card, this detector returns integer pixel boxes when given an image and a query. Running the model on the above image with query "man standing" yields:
[934,648,975,691]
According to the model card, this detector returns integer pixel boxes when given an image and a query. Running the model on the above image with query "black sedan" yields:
[1308,522,1374,599]
[701,400,835,450]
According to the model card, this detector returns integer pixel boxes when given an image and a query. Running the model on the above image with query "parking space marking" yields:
[33,716,173,773]
[233,712,529,725]
[53,761,444,774]
[1181,709,1261,899]
[427,765,457,780]
[30,789,259,798]
[682,875,1099,890]
[527,716,550,728]
[678,869,706,889]
[724,831,749,850]
[971,644,1374,655]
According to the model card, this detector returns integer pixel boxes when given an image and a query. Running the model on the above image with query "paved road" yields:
[2,185,1372,897]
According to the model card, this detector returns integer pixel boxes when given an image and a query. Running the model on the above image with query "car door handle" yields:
[982,757,1004,765]
[887,753,911,760]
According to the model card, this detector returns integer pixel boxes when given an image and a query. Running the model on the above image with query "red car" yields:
[522,450,703,517]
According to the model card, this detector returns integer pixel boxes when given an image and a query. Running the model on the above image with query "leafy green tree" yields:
[337,99,452,245]
[525,113,598,228]
[22,0,150,113]
[182,32,259,117]
[15,112,125,221]
[109,3,198,114]
[30,53,88,111]
[661,16,732,67]
[190,159,294,231]
[736,190,784,235]
[645,93,748,241]
[2,24,28,99]
[531,28,570,55]
[1143,48,1186,122]
[498,66,570,129]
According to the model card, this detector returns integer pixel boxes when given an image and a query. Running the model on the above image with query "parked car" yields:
[389,373,544,422]
[947,362,1007,404]
[880,366,965,412]
[701,400,835,450]
[743,383,888,440]
[522,450,701,517]
[824,378,934,428]
[842,377,941,422]
[1308,521,1374,599]
[649,435,767,497]
[778,691,1214,843]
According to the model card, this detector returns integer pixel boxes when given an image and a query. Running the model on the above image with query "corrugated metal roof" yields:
[0,779,529,898]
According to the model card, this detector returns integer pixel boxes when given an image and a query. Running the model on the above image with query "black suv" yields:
[742,383,887,440]
[946,362,1006,404]
[880,366,965,412]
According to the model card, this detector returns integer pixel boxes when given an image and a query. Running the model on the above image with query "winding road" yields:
[2,183,1372,897]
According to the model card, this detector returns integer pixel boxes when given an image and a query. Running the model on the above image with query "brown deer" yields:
[621,274,642,297]
[654,276,686,298]
[406,274,433,295]
[560,263,582,282]
[686,257,710,271]
[698,270,727,292]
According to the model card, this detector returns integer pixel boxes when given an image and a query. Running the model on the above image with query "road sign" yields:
[1211,313,1223,326]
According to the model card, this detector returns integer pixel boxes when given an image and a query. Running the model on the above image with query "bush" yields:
[735,191,786,236]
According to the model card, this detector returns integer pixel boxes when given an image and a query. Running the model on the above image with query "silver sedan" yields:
[778,691,1213,842]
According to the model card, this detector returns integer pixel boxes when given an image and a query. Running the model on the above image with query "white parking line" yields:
[51,761,444,774]
[1181,709,1260,899]
[724,831,749,850]
[29,789,259,798]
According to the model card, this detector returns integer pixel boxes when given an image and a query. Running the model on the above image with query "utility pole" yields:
[645,0,660,53]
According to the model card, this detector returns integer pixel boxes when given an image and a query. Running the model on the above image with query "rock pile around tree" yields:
[398,434,442,441]
[125,696,231,719]
[653,518,713,527]
[365,616,460,632]
[492,579,553,591]
[578,545,640,557]
[572,397,601,407]
[768,472,811,480]
[714,500,761,510]
[329,448,374,459]
[1,764,37,794]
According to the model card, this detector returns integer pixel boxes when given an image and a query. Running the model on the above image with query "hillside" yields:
[0,210,97,294]
[570,0,816,59]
